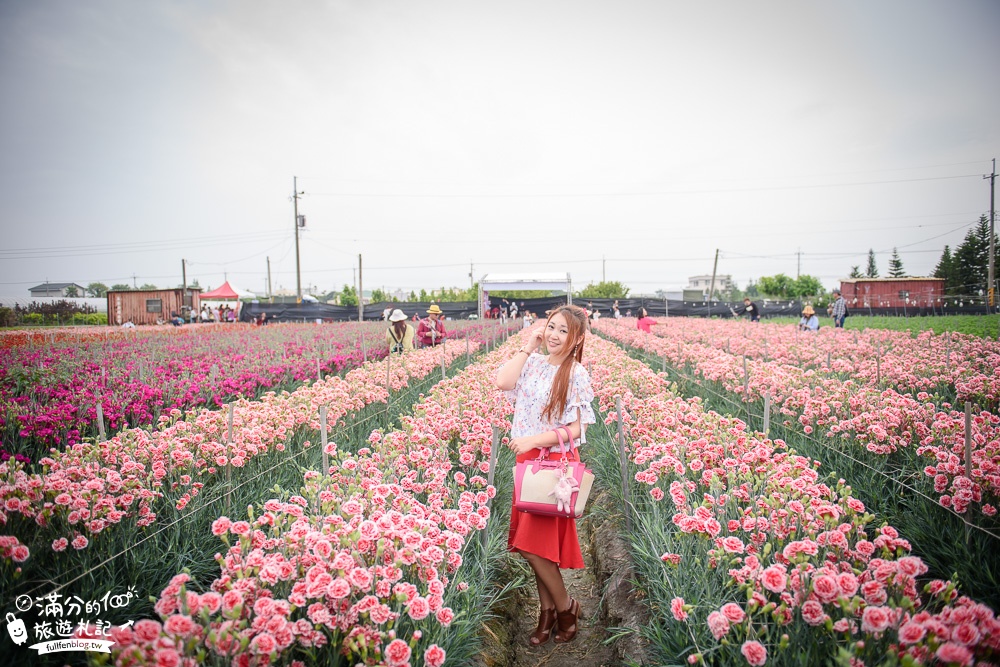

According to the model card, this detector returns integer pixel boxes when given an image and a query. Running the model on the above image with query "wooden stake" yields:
[743,356,749,400]
[225,403,235,511]
[320,405,329,475]
[763,392,771,436]
[964,402,973,480]
[487,426,499,498]
[95,402,107,442]
[616,396,632,534]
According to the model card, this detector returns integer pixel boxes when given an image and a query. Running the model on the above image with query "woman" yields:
[385,309,414,353]
[496,305,595,646]
[636,306,656,333]
[798,305,819,331]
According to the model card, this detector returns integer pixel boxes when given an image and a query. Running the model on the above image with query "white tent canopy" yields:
[478,273,573,318]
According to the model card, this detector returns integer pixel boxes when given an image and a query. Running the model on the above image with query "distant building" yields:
[29,282,86,297]
[107,288,201,326]
[687,274,733,299]
[840,277,944,308]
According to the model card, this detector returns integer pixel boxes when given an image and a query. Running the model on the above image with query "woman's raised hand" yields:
[525,328,544,353]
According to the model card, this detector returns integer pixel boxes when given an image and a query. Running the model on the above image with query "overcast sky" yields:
[1,0,998,298]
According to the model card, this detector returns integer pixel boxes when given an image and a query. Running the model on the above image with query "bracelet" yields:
[517,349,530,357]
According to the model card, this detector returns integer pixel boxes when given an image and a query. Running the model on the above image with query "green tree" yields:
[887,248,906,278]
[139,283,158,290]
[110,283,131,291]
[744,280,759,298]
[790,275,823,298]
[865,249,879,278]
[369,288,388,304]
[757,274,794,298]
[86,282,109,298]
[849,265,863,279]
[64,285,79,297]
[339,284,358,307]
[576,281,630,299]
[418,289,429,302]
[933,245,958,295]
[952,215,998,298]
[408,291,417,302]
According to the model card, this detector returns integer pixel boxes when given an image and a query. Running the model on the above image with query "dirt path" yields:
[507,514,619,667]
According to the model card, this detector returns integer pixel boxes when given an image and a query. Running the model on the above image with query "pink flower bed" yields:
[103,328,524,665]
[0,323,384,453]
[594,318,1000,519]
[582,333,1000,665]
[0,337,481,568]
[1,321,506,456]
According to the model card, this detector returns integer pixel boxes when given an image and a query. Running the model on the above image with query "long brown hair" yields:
[541,305,589,422]
[392,320,407,339]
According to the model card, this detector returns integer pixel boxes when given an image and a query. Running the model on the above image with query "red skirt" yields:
[507,447,585,569]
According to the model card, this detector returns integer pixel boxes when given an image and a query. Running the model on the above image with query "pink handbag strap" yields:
[553,424,574,458]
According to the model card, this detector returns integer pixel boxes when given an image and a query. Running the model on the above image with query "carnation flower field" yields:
[0,321,505,463]
[594,317,1000,610]
[581,332,999,666]
[1,318,998,666]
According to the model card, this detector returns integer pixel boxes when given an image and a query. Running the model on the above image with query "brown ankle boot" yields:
[553,597,581,643]
[529,607,557,646]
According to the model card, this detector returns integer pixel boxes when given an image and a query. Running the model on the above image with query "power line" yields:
[304,173,982,199]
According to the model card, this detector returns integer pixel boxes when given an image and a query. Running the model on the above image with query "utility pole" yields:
[132,274,137,289]
[292,176,304,302]
[797,249,801,279]
[986,158,996,309]
[181,259,187,311]
[469,262,474,290]
[357,254,363,322]
[708,249,720,302]
[266,256,273,303]
[602,256,606,283]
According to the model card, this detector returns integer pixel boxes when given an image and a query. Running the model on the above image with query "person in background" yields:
[625,308,632,318]
[417,304,447,346]
[382,305,392,321]
[742,297,760,322]
[798,305,819,331]
[385,309,414,353]
[257,311,269,326]
[830,289,847,328]
[510,301,519,319]
[522,311,534,329]
[636,306,656,333]
[612,300,620,319]
[495,305,594,646]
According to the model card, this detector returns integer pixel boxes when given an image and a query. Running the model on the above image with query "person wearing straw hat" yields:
[417,304,447,347]
[798,305,819,331]
[385,309,414,353]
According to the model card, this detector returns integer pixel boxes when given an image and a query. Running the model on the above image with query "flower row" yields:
[1,320,511,456]
[582,333,999,666]
[0,335,482,569]
[99,324,529,665]
[594,318,1000,520]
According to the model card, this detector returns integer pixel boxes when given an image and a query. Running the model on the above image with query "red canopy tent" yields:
[200,281,244,299]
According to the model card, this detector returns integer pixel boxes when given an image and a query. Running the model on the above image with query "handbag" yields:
[513,425,595,518]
